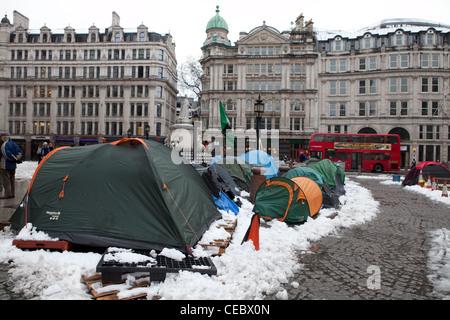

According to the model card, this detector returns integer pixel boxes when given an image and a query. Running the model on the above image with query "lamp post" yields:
[127,128,132,138]
[145,124,150,140]
[254,95,264,151]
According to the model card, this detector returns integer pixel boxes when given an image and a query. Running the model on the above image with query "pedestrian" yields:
[40,142,51,161]
[0,133,23,199]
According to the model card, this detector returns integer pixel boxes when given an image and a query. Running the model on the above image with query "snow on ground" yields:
[0,163,448,299]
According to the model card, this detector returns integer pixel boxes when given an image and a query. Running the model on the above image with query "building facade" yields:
[0,11,178,160]
[200,8,450,167]
[317,19,450,167]
[200,7,318,161]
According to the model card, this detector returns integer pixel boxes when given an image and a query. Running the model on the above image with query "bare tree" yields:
[177,56,202,99]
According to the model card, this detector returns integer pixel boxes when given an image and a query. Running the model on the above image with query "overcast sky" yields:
[3,0,450,64]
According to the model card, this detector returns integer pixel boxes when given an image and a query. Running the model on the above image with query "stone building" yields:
[0,11,177,160]
[316,19,450,166]
[200,7,450,167]
[200,7,318,160]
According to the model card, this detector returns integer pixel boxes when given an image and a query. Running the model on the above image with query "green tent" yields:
[311,159,346,195]
[216,157,253,192]
[9,138,221,253]
[282,167,325,189]
[253,177,322,224]
[282,166,341,209]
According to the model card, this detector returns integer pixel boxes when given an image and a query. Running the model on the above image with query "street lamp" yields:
[127,128,131,138]
[254,95,264,151]
[145,124,150,140]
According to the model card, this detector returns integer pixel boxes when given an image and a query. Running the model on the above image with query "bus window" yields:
[310,151,322,159]
[351,135,364,143]
[370,153,384,161]
[313,134,325,142]
[325,135,337,142]
[337,152,350,160]
[338,135,351,142]
[325,149,336,159]
[386,136,399,144]
[384,153,390,160]
[371,136,384,143]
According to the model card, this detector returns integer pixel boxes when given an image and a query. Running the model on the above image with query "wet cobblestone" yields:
[282,173,450,300]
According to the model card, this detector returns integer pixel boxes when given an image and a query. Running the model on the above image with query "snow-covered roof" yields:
[315,18,450,41]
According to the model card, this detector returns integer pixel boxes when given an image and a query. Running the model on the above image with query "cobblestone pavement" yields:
[284,172,450,300]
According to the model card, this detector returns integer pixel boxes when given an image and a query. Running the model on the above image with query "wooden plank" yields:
[12,239,72,252]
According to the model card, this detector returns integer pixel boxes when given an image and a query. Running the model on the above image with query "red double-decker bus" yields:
[308,133,401,173]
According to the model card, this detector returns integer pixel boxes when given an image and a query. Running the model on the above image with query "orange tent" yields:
[290,177,323,217]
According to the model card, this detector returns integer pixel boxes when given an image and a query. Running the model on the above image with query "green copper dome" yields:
[206,6,228,32]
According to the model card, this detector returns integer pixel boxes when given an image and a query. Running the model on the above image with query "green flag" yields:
[219,101,234,147]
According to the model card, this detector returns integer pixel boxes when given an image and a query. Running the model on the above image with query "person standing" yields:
[0,133,23,199]
[40,142,51,162]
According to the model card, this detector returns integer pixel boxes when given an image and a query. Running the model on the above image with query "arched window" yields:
[90,33,96,42]
[426,30,435,45]
[18,34,23,43]
[115,32,120,42]
[42,33,48,43]
[139,32,145,42]
[67,34,72,43]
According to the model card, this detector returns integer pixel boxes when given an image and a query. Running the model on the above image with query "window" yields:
[422,78,429,92]
[339,103,346,116]
[330,59,337,72]
[329,103,336,116]
[401,55,409,68]
[140,32,145,42]
[401,78,408,93]
[426,32,435,45]
[359,102,366,116]
[359,58,366,70]
[340,81,347,95]
[369,80,377,94]
[359,80,366,94]
[390,55,397,68]
[432,54,439,68]
[421,54,429,68]
[390,101,397,116]
[395,33,403,46]
[432,78,439,92]
[115,33,120,42]
[401,101,408,115]
[369,57,377,70]
[335,38,342,51]
[432,101,439,116]
[330,81,337,95]
[339,59,346,72]
[422,101,428,115]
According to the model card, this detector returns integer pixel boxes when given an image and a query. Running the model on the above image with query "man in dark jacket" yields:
[0,133,23,199]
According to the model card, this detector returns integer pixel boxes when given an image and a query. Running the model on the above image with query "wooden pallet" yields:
[12,239,72,252]
[199,219,237,256]
[82,273,157,300]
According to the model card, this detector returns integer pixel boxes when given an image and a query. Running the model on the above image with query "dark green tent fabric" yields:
[283,166,341,209]
[311,159,345,194]
[9,139,221,253]
[282,167,324,189]
[215,157,253,192]
[253,177,311,224]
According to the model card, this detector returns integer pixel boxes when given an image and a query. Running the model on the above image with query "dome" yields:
[206,6,228,32]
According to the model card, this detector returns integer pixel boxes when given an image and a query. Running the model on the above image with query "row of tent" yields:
[253,159,345,224]
[8,140,345,255]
